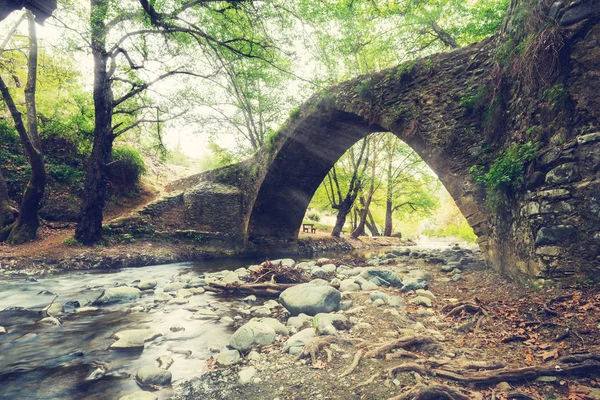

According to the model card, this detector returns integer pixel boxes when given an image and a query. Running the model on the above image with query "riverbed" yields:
[0,257,268,400]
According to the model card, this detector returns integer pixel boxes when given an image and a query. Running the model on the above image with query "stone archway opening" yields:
[246,109,486,255]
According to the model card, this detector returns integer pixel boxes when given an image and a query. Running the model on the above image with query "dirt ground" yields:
[173,255,600,400]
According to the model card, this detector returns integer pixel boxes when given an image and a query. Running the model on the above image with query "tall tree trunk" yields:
[75,0,113,244]
[331,198,353,237]
[366,210,379,236]
[384,153,393,236]
[0,11,46,244]
[352,142,378,238]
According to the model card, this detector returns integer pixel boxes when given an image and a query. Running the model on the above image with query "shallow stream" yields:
[0,257,265,400]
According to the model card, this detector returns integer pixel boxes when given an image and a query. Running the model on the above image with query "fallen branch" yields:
[207,282,297,297]
[387,353,600,385]
[339,348,364,378]
[389,383,469,400]
[365,335,434,359]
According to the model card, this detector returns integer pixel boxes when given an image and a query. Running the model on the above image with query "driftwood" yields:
[206,281,297,297]
[388,352,600,385]
[365,335,434,359]
[389,384,470,400]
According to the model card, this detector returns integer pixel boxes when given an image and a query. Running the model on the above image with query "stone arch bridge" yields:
[121,0,600,281]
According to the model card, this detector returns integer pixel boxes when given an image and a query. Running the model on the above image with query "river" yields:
[0,257,268,400]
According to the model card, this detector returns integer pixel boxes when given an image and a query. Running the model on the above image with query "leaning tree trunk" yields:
[384,152,393,236]
[75,0,113,244]
[0,12,46,244]
[331,199,353,237]
[366,210,379,236]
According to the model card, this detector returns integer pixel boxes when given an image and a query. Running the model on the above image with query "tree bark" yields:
[366,210,379,236]
[0,11,46,244]
[352,140,378,238]
[0,169,18,228]
[384,153,393,236]
[75,0,114,244]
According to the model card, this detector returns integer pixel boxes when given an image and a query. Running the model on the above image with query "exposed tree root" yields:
[388,353,600,385]
[388,383,469,400]
[365,335,434,359]
[296,336,336,367]
[353,372,380,390]
[441,301,488,317]
[339,348,364,378]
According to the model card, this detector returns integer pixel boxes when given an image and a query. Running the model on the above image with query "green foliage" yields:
[306,211,321,222]
[63,237,83,246]
[543,84,570,111]
[423,220,477,243]
[470,141,539,211]
[315,92,335,112]
[459,86,490,113]
[396,62,416,82]
[107,146,146,193]
[356,81,374,100]
[289,107,301,120]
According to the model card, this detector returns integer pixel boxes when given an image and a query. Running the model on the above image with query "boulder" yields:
[283,328,315,353]
[260,317,289,335]
[238,366,257,384]
[313,313,350,335]
[136,280,157,290]
[215,349,241,366]
[136,366,172,386]
[279,283,341,316]
[94,286,141,304]
[229,320,276,351]
[361,269,403,288]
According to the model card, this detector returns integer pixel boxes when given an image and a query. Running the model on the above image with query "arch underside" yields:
[246,109,485,254]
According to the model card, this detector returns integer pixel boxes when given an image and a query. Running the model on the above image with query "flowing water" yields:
[0,257,264,400]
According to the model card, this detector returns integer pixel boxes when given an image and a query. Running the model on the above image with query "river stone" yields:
[279,284,341,316]
[110,329,162,349]
[163,282,186,293]
[229,320,276,351]
[154,292,173,302]
[361,270,403,287]
[47,302,64,316]
[0,326,6,334]
[215,349,241,366]
[360,281,379,291]
[260,317,289,335]
[411,296,433,308]
[220,316,234,327]
[370,291,390,301]
[74,306,99,313]
[252,306,271,317]
[95,286,141,304]
[191,309,220,320]
[238,366,257,384]
[339,279,361,292]
[408,269,433,281]
[167,297,189,305]
[222,271,241,284]
[321,264,337,273]
[283,328,315,353]
[286,313,312,329]
[243,295,257,302]
[415,289,436,300]
[119,391,158,400]
[313,313,350,335]
[309,278,330,286]
[176,289,193,298]
[136,280,157,290]
[157,355,174,370]
[338,267,361,277]
[37,317,60,326]
[401,277,428,292]
[136,366,172,386]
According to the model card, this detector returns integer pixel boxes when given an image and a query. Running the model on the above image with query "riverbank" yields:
[0,232,412,275]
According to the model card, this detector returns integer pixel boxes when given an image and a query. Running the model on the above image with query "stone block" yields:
[545,163,579,185]
[534,225,577,246]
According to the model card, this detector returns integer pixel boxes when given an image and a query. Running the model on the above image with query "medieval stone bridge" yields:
[127,0,600,282]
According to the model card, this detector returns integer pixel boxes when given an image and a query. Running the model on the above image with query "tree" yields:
[323,137,370,237]
[381,134,438,236]
[0,10,46,243]
[75,0,281,244]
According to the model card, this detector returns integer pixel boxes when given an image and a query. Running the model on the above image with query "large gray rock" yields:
[279,284,341,316]
[283,328,315,353]
[110,329,162,349]
[229,320,276,351]
[215,349,241,366]
[136,366,172,386]
[361,269,403,287]
[260,317,289,335]
[95,286,141,304]
[313,313,350,335]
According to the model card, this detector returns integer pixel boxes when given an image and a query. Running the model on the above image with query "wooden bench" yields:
[302,223,317,233]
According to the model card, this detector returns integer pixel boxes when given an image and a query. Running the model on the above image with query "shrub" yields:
[307,211,321,222]
[108,146,146,193]
[289,107,301,120]
[355,81,373,100]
